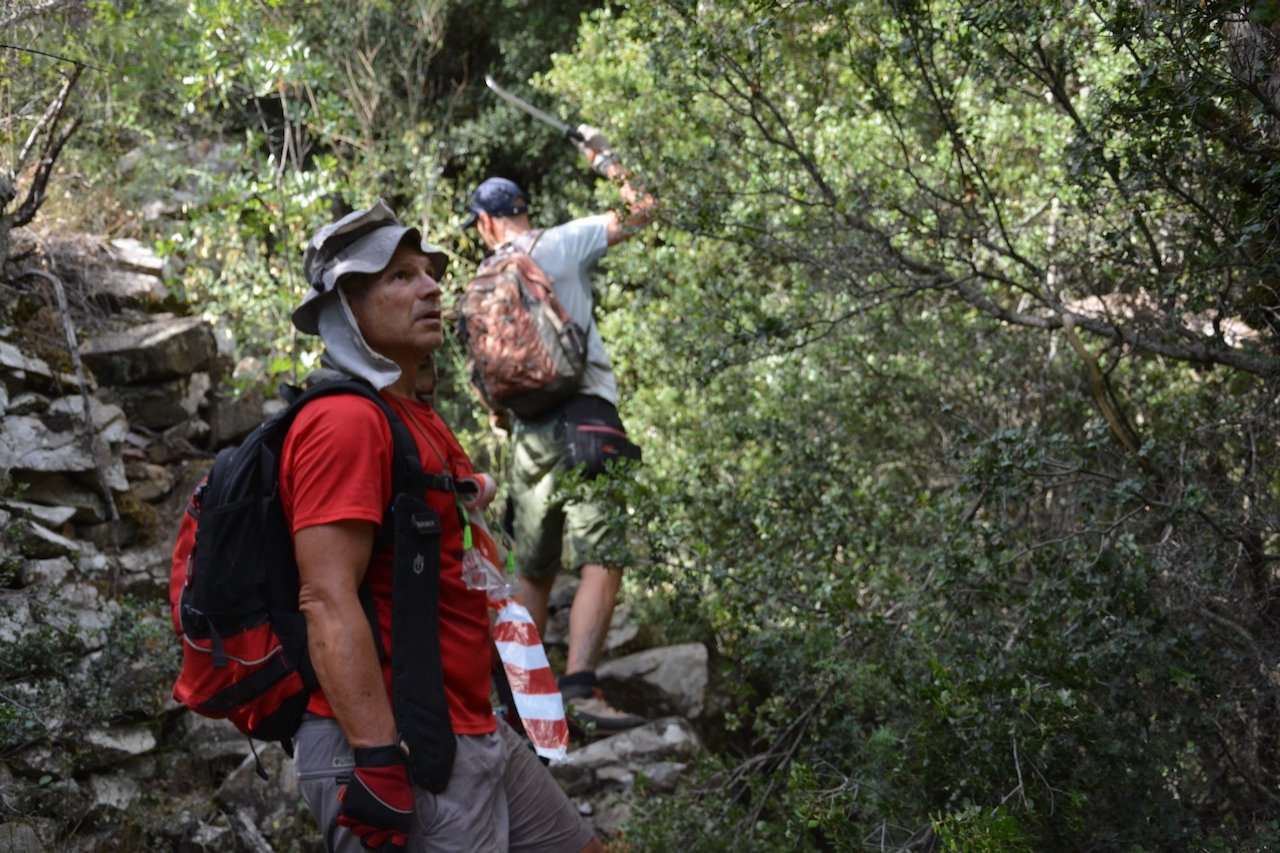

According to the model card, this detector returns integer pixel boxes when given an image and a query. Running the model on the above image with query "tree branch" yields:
[949,279,1277,377]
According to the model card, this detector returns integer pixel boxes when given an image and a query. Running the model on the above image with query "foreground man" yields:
[283,201,600,852]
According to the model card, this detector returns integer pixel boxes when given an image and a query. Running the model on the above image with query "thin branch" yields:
[0,41,100,71]
[23,268,122,565]
[948,279,1277,377]
[12,115,78,227]
[15,64,81,168]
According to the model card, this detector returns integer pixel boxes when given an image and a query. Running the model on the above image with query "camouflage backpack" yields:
[456,231,588,419]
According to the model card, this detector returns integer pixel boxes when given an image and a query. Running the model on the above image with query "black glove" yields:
[337,744,414,852]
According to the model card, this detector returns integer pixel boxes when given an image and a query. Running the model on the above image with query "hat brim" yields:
[292,289,337,337]
[293,226,448,335]
[461,209,479,229]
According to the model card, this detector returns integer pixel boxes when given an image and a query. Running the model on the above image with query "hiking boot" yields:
[561,685,646,735]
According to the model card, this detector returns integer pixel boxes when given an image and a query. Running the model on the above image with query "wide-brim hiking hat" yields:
[461,176,529,228]
[293,199,448,335]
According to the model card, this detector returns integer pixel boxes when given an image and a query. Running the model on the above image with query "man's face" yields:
[345,243,443,361]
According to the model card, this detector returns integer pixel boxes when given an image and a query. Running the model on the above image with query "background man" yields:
[463,126,656,733]
[284,200,601,852]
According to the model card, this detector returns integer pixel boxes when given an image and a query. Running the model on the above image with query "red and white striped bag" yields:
[459,475,569,762]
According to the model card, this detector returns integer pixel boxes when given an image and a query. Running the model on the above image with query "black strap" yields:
[390,496,455,791]
[200,654,293,714]
[511,228,544,255]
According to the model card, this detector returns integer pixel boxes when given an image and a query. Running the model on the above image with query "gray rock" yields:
[588,795,633,838]
[83,724,158,767]
[48,396,129,443]
[159,807,203,846]
[208,386,267,447]
[12,518,80,559]
[4,501,77,529]
[7,392,49,415]
[147,419,211,464]
[0,399,128,491]
[13,473,107,524]
[20,557,74,588]
[0,822,44,853]
[89,773,141,812]
[121,753,158,781]
[0,416,123,487]
[125,458,176,502]
[635,759,688,793]
[50,391,126,432]
[140,199,173,222]
[181,713,254,763]
[544,576,639,653]
[80,316,216,386]
[0,592,32,643]
[99,268,170,306]
[552,716,704,796]
[78,517,139,551]
[217,748,301,835]
[28,778,90,826]
[0,341,54,384]
[56,583,119,639]
[100,373,209,429]
[232,808,275,853]
[115,147,146,178]
[598,643,709,719]
[77,551,113,578]
[107,237,165,276]
[184,818,235,853]
[115,542,172,588]
[8,742,74,781]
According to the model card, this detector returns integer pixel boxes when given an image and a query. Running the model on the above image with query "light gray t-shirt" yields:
[526,214,616,404]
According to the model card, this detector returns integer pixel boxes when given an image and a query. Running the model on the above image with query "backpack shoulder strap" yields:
[511,228,544,256]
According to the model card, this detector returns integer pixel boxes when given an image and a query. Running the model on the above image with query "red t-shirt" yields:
[279,392,495,736]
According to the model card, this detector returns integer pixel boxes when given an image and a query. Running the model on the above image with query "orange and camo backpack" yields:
[457,231,588,418]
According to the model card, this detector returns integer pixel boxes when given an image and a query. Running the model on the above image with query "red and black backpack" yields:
[169,378,456,787]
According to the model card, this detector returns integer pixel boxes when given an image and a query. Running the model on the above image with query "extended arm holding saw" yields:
[484,75,655,245]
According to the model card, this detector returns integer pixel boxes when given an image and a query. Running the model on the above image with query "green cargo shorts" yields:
[509,397,633,580]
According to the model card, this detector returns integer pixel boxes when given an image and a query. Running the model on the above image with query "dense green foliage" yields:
[5,0,1280,849]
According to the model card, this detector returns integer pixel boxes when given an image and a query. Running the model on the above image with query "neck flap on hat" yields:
[314,290,402,390]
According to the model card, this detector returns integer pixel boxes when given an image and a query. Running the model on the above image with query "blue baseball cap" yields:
[462,177,529,228]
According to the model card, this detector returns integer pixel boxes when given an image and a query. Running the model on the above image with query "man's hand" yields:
[575,123,621,178]
[337,744,414,851]
[490,408,512,438]
[574,123,609,157]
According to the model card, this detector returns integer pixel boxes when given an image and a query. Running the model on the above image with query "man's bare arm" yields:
[602,160,656,246]
[576,124,656,246]
[295,519,398,748]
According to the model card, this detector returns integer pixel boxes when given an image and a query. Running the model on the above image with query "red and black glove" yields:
[337,744,414,852]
